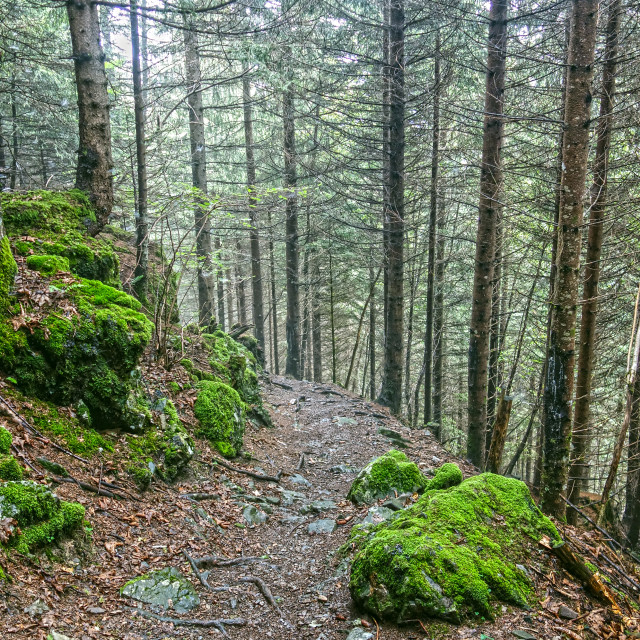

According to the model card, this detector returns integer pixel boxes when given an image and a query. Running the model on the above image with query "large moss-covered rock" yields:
[347,450,428,505]
[0,276,153,430]
[0,481,84,554]
[194,380,245,458]
[348,472,561,623]
[2,190,119,286]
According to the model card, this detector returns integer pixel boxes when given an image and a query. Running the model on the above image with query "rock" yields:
[290,473,312,487]
[24,598,49,617]
[557,605,579,620]
[121,567,200,613]
[243,504,269,525]
[308,519,337,534]
[299,499,336,515]
[346,628,374,640]
[348,473,561,623]
[512,631,537,640]
[424,462,463,491]
[346,450,428,505]
[377,427,411,448]
[329,464,356,474]
[47,632,76,640]
[278,488,306,506]
[362,506,395,525]
[333,416,358,427]
[86,607,105,614]
[381,498,406,511]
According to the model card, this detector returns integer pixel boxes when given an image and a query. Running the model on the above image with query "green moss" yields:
[425,462,463,491]
[0,426,12,454]
[0,236,17,309]
[194,380,245,458]
[167,381,180,394]
[348,472,561,623]
[347,450,428,505]
[36,457,68,477]
[26,254,70,276]
[2,190,119,286]
[0,455,23,480]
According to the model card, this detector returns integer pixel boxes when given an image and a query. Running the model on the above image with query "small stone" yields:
[299,499,336,515]
[317,594,328,602]
[512,631,537,640]
[86,606,105,614]
[361,505,395,525]
[329,464,356,474]
[290,473,312,487]
[557,605,579,620]
[308,519,337,534]
[381,498,405,511]
[431,455,442,464]
[346,628,374,640]
[243,505,268,525]
[333,416,357,427]
[24,598,49,617]
[121,567,200,613]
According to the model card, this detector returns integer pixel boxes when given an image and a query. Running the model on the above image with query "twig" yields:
[552,624,582,640]
[270,380,293,391]
[0,394,90,464]
[209,456,282,483]
[126,607,245,637]
[374,617,380,639]
[296,453,305,471]
[183,550,212,590]
[51,475,127,499]
[238,576,276,607]
[11,444,40,474]
[179,492,221,501]
[191,555,264,569]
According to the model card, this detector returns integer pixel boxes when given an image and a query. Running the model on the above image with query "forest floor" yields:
[0,374,636,640]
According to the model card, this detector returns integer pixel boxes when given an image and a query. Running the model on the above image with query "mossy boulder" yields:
[425,462,463,491]
[0,276,153,430]
[194,380,245,458]
[0,481,84,554]
[26,254,70,276]
[0,426,12,454]
[2,190,119,286]
[0,455,24,481]
[348,472,561,623]
[0,233,17,310]
[347,450,428,505]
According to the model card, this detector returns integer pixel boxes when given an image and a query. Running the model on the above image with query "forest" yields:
[0,0,640,637]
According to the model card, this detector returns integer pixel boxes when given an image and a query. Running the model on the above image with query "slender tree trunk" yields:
[424,32,441,428]
[130,0,148,301]
[0,117,6,191]
[433,197,446,438]
[283,88,301,379]
[567,0,621,525]
[215,236,226,331]
[377,0,405,415]
[301,211,311,380]
[541,0,599,519]
[242,76,265,351]
[467,0,508,467]
[10,71,17,191]
[268,209,278,373]
[66,0,113,234]
[329,252,337,384]
[382,0,390,344]
[369,257,376,400]
[311,252,322,382]
[183,18,215,326]
[235,240,247,324]
[226,265,234,328]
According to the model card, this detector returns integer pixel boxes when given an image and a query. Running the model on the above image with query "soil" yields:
[0,373,637,640]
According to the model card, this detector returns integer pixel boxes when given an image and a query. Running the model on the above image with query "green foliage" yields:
[0,426,13,454]
[0,455,24,481]
[194,380,246,458]
[348,472,561,623]
[347,450,428,505]
[26,254,70,275]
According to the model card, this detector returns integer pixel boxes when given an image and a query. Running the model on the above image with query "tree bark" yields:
[567,0,621,524]
[433,196,446,438]
[268,208,278,373]
[369,256,376,399]
[424,32,441,429]
[66,0,113,235]
[130,0,148,301]
[467,0,508,467]
[377,0,404,415]
[215,236,226,331]
[283,88,301,379]
[541,0,599,519]
[311,250,322,382]
[486,393,513,474]
[10,68,18,191]
[329,252,337,384]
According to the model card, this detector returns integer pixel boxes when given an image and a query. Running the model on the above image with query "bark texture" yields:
[66,0,113,235]
[467,0,508,467]
[541,0,599,518]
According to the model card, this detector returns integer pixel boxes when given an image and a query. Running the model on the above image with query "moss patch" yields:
[194,380,245,458]
[2,190,119,286]
[348,472,561,623]
[0,481,85,554]
[0,426,12,455]
[0,235,17,310]
[347,450,428,505]
[26,254,70,276]
[425,462,463,491]
[0,455,23,481]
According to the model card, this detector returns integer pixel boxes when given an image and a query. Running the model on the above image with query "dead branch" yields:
[296,453,305,470]
[270,380,293,391]
[209,456,282,482]
[192,555,265,569]
[126,607,245,637]
[179,492,221,501]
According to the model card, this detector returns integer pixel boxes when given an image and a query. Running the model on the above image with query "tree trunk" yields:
[311,251,322,382]
[235,241,247,325]
[268,208,278,373]
[215,236,226,331]
[467,0,508,468]
[329,252,337,384]
[486,393,513,473]
[283,88,301,379]
[242,76,265,351]
[0,117,6,191]
[369,257,376,400]
[130,0,148,301]
[382,0,390,344]
[66,0,113,234]
[226,265,234,328]
[567,0,621,525]
[377,0,404,415]
[433,196,446,439]
[424,32,441,429]
[10,70,18,191]
[541,0,599,519]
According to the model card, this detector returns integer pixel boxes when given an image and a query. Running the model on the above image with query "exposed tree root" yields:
[126,607,245,637]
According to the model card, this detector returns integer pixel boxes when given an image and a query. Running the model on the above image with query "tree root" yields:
[126,607,245,637]
[209,456,282,482]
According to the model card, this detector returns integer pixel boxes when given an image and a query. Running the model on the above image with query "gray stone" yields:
[512,631,537,640]
[290,473,312,487]
[362,506,395,525]
[243,504,269,525]
[329,464,356,474]
[299,499,336,515]
[346,628,374,640]
[121,567,200,613]
[278,488,306,506]
[24,598,49,617]
[377,427,411,447]
[381,498,405,511]
[308,519,337,534]
[333,416,357,427]
[558,605,579,620]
